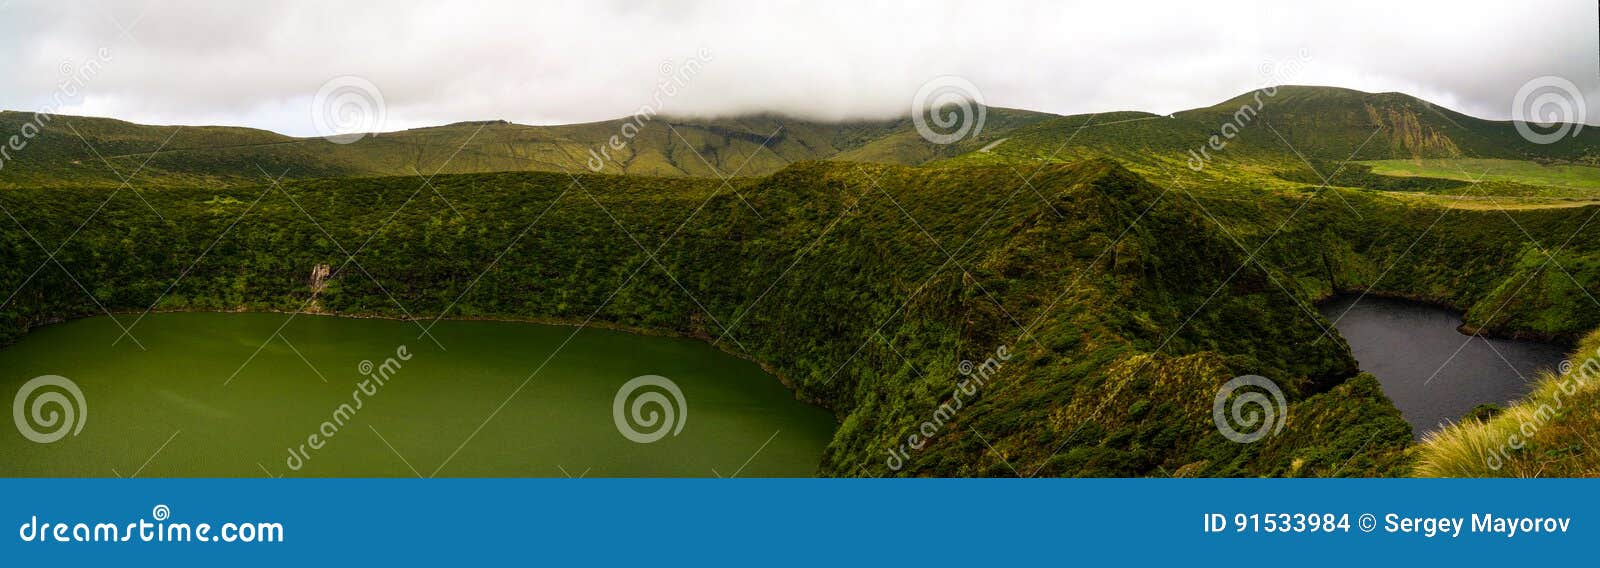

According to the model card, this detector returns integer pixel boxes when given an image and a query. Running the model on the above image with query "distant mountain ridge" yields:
[1,85,1593,188]
[0,107,1053,188]
[949,86,1599,174]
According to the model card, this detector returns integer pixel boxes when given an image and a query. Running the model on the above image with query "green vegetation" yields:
[1364,158,1600,189]
[0,161,1419,476]
[3,84,1598,477]
[1465,403,1505,423]
[0,108,1053,188]
[1363,158,1600,196]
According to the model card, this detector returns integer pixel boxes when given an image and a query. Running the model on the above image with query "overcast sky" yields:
[0,0,1593,137]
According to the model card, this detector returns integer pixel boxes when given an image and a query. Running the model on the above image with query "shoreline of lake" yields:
[1317,294,1566,439]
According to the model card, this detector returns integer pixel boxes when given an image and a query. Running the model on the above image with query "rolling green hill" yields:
[953,86,1600,192]
[0,160,1417,477]
[7,85,1595,194]
[0,107,1054,188]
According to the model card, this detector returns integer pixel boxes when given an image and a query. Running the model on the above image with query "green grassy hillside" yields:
[10,84,1595,198]
[1175,86,1600,164]
[1364,158,1600,190]
[0,108,1055,188]
[7,157,1599,476]
[951,86,1600,203]
[0,160,1418,477]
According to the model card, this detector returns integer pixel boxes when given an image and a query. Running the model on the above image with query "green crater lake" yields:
[0,313,836,477]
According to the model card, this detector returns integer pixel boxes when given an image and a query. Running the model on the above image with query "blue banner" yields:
[0,479,1591,565]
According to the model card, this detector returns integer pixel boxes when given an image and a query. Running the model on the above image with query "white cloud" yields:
[0,0,1592,136]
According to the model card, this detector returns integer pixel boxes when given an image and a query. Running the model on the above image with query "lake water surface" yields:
[1318,295,1567,438]
[0,313,836,477]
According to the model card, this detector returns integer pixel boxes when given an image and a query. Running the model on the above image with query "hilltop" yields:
[956,86,1600,170]
[5,85,1596,192]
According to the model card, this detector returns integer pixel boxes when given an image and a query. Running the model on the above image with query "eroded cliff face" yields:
[309,263,332,293]
[1364,103,1462,159]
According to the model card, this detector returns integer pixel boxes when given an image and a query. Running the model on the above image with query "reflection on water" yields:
[1319,295,1566,439]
